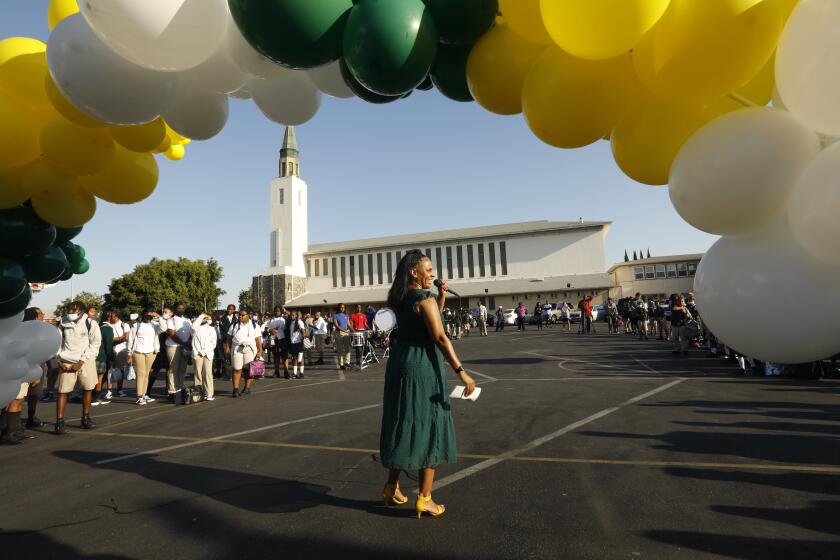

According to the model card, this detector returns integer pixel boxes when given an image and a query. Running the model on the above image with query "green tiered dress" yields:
[380,289,457,470]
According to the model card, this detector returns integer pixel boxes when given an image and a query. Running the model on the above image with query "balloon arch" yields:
[1,0,839,403]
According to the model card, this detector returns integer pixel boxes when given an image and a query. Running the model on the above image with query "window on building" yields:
[358,255,364,286]
[435,247,442,275]
[314,259,320,276]
[281,163,287,177]
[425,248,431,260]
[655,264,665,278]
[666,263,677,278]
[377,253,383,284]
[368,254,374,285]
[644,265,655,279]
[277,188,284,204]
[349,256,356,286]
[396,251,402,263]
[322,258,328,277]
[489,242,497,276]
[467,244,475,278]
[456,246,464,278]
[446,246,453,278]
[306,259,311,277]
[688,263,697,277]
[634,266,644,280]
[478,243,485,277]
[677,263,688,277]
[500,241,508,275]
[387,252,393,282]
[340,257,346,287]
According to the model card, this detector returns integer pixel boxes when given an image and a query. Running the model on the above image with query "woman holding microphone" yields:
[379,250,475,519]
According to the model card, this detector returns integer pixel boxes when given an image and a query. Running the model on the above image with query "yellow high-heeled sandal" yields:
[382,482,408,506]
[415,494,445,518]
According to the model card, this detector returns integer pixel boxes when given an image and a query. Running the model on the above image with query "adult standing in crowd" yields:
[146,307,171,397]
[534,301,544,331]
[605,298,618,334]
[671,295,692,356]
[476,301,488,337]
[286,309,307,378]
[560,302,572,331]
[495,306,505,332]
[226,309,263,398]
[515,302,527,332]
[165,303,192,403]
[350,304,370,367]
[579,296,593,334]
[542,301,553,329]
[333,303,351,370]
[54,301,102,434]
[128,308,162,405]
[634,294,649,341]
[268,306,289,378]
[310,311,328,365]
[191,313,218,400]
[379,250,475,518]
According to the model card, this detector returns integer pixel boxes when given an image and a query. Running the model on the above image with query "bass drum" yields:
[373,308,397,332]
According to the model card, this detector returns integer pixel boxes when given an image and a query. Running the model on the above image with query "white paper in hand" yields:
[450,385,481,401]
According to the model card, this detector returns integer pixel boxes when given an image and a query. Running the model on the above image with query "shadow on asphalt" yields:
[644,530,837,560]
[462,357,544,366]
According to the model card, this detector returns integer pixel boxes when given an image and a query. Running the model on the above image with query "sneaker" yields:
[135,398,147,405]
[167,393,175,404]
[296,373,304,379]
[241,388,252,396]
[0,432,24,445]
[231,389,240,398]
[54,419,67,435]
[80,415,96,430]
[205,395,215,401]
[117,390,128,397]
[143,395,156,403]
[104,390,113,400]
[25,416,43,429]
[92,398,111,406]
[40,391,54,402]
[283,370,291,379]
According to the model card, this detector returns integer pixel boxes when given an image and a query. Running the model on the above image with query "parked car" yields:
[486,309,516,327]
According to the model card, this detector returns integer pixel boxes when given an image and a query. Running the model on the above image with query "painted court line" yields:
[431,378,687,491]
[466,368,497,381]
[94,403,382,465]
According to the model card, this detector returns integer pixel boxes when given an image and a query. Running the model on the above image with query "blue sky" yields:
[5,1,717,314]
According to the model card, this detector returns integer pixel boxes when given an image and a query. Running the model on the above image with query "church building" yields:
[252,128,615,313]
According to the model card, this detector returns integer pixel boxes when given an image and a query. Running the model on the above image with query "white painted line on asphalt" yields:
[466,368,497,381]
[95,403,383,465]
[432,378,687,492]
[491,377,676,381]
[631,355,659,374]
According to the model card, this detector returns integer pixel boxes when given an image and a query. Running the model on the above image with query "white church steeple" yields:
[266,126,308,277]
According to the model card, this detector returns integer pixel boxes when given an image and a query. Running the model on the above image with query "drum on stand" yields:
[350,331,367,347]
[373,308,397,359]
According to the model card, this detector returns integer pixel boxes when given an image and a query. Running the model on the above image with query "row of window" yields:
[307,241,510,288]
[633,262,697,281]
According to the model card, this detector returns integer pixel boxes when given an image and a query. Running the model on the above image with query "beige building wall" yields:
[609,254,703,299]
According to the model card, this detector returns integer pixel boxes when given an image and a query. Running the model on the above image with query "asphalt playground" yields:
[2,325,839,560]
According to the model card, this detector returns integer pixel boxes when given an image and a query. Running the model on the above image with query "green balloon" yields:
[344,0,439,96]
[0,206,56,258]
[339,59,403,103]
[0,257,27,305]
[59,267,73,282]
[54,226,83,244]
[228,0,353,69]
[76,245,86,259]
[431,43,474,102]
[423,0,498,44]
[72,258,90,275]
[20,246,69,284]
[0,283,31,319]
[416,74,434,91]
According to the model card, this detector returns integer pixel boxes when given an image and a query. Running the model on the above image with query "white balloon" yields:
[79,0,227,72]
[776,0,840,135]
[23,365,43,384]
[0,357,30,405]
[181,41,248,95]
[47,15,175,125]
[250,73,322,126]
[0,312,22,337]
[229,85,252,100]
[669,108,820,235]
[307,61,354,99]
[15,320,62,366]
[695,220,840,364]
[163,76,230,141]
[788,142,840,266]
[226,17,291,80]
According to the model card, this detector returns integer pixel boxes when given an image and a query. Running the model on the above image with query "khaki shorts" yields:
[58,360,97,393]
[232,345,255,370]
[15,382,29,400]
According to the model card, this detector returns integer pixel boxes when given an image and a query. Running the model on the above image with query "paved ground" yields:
[2,325,839,559]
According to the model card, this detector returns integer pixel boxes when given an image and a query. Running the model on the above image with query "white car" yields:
[503,309,517,325]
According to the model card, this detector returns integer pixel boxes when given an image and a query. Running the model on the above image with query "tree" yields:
[55,291,103,318]
[646,249,651,259]
[104,258,225,317]
[633,251,638,260]
[238,287,253,310]
[624,250,629,262]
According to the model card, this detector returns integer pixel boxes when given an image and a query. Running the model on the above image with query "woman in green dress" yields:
[380,250,476,518]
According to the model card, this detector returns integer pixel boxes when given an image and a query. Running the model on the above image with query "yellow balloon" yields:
[735,53,775,106]
[0,39,51,113]
[31,181,97,228]
[498,0,552,45]
[152,134,172,154]
[466,23,546,116]
[45,75,104,128]
[17,157,76,199]
[48,0,80,31]
[40,118,116,176]
[611,97,720,185]
[80,145,159,204]
[110,118,167,153]
[522,48,634,149]
[633,0,785,104]
[164,143,185,161]
[0,163,32,209]
[541,0,671,60]
[0,94,41,167]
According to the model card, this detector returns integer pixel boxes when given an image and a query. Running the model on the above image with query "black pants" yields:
[516,317,525,331]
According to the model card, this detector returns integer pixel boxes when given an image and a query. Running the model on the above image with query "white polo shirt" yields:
[166,315,191,347]
[228,321,261,348]
[267,316,286,341]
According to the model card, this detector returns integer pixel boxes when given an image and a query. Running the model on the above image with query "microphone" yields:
[434,279,460,298]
